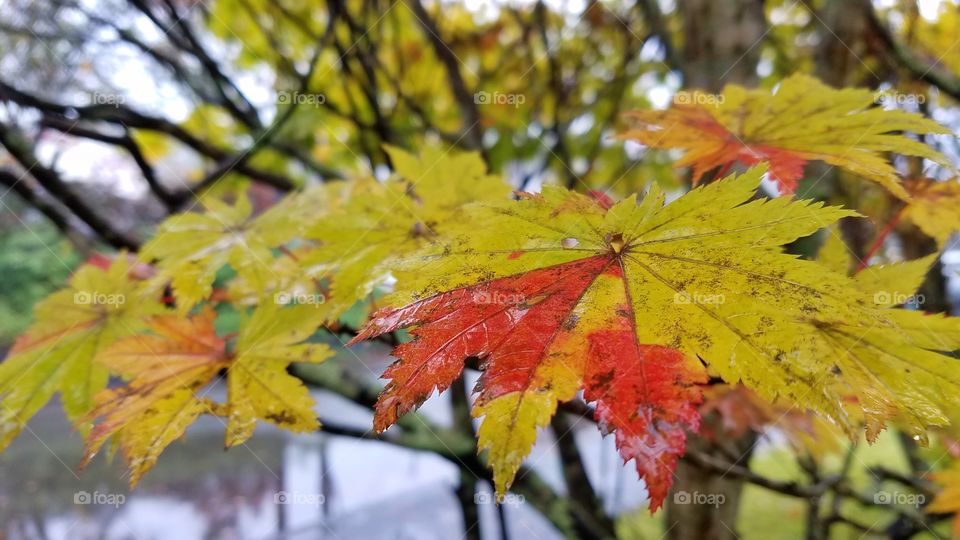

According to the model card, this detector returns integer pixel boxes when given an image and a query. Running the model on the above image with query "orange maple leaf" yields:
[620,75,950,195]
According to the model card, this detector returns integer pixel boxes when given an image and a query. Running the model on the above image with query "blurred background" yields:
[1,0,960,538]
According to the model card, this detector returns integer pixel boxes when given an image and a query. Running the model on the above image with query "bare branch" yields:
[864,1,960,102]
[38,116,179,209]
[0,168,84,245]
[0,80,301,191]
[406,0,484,151]
[0,122,141,250]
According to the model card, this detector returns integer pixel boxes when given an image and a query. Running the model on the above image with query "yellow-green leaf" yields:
[304,146,511,318]
[142,187,334,312]
[0,257,165,450]
[621,74,951,197]
[226,301,332,447]
[903,178,960,245]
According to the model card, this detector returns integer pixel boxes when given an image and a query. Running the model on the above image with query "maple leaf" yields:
[620,74,950,196]
[141,186,333,312]
[852,255,939,307]
[82,302,331,484]
[81,307,229,485]
[225,300,332,447]
[699,384,844,459]
[802,236,960,441]
[0,257,165,451]
[817,227,939,308]
[357,256,705,510]
[929,464,960,538]
[352,167,960,508]
[903,178,960,245]
[816,227,855,276]
[304,146,511,319]
[808,235,954,440]
[226,247,323,307]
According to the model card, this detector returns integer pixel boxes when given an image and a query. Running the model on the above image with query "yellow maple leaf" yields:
[0,257,165,450]
[903,178,960,245]
[816,225,938,308]
[816,227,854,276]
[620,74,950,197]
[82,303,331,485]
[141,185,335,312]
[226,247,322,307]
[225,300,332,447]
[81,307,229,485]
[304,146,512,319]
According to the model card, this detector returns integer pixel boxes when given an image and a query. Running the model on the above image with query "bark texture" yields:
[665,2,767,538]
[677,0,765,92]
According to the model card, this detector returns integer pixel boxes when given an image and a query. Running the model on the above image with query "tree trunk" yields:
[666,414,757,540]
[664,3,767,538]
[662,3,947,539]
[814,0,874,87]
[677,0,765,92]
[809,0,877,254]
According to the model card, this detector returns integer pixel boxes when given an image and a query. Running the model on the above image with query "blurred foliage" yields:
[184,0,680,194]
[0,223,78,345]
[618,431,955,539]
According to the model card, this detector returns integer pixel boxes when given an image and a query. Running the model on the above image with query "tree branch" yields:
[0,123,141,250]
[135,0,263,130]
[634,0,681,70]
[406,0,484,151]
[38,116,179,210]
[0,169,85,245]
[865,2,960,102]
[0,80,326,190]
[550,413,616,539]
[451,376,482,540]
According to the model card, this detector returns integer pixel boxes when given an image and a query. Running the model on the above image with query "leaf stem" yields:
[855,204,905,273]
[278,245,299,261]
